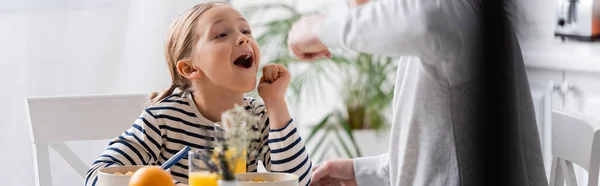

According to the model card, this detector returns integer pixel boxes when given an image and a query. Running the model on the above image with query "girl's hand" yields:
[257,64,292,130]
[257,64,290,104]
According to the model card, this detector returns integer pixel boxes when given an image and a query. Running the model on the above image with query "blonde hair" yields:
[149,2,226,104]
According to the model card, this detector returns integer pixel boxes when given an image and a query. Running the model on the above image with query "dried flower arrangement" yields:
[194,104,264,181]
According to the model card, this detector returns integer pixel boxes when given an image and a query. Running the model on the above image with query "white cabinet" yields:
[522,39,600,185]
[526,68,598,186]
[525,67,563,179]
[526,67,594,186]
[563,71,600,116]
[559,71,600,185]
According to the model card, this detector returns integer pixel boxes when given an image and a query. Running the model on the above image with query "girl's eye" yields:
[215,33,227,39]
[241,29,252,35]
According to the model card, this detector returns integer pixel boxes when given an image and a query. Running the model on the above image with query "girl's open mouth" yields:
[233,53,254,69]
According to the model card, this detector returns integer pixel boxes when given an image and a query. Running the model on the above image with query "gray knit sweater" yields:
[319,0,547,185]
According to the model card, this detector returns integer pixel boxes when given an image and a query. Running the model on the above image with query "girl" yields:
[85,2,312,186]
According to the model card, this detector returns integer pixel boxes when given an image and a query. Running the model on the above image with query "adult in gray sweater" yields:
[287,0,547,185]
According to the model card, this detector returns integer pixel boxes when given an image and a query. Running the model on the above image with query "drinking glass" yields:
[188,149,218,186]
[214,122,247,174]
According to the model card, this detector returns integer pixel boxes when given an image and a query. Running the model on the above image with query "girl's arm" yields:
[253,101,313,186]
[85,109,164,186]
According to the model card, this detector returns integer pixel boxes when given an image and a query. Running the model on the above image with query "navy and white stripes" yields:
[85,92,312,186]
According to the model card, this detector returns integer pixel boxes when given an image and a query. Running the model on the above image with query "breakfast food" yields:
[128,166,174,186]
[113,171,135,176]
[235,172,299,185]
[251,177,266,182]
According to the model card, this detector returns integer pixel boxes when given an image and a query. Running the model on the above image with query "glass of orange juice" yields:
[188,150,218,186]
[214,122,247,174]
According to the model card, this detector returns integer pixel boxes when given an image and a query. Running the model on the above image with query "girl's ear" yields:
[176,59,202,80]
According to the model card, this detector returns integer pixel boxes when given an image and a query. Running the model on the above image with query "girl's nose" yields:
[238,36,249,46]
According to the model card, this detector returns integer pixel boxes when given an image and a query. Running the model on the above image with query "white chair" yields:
[550,108,600,186]
[25,93,149,186]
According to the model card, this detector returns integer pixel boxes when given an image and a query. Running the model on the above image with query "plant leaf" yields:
[306,113,332,144]
[316,141,332,163]
[331,141,343,160]
[336,112,362,157]
[333,127,355,158]
[308,124,332,159]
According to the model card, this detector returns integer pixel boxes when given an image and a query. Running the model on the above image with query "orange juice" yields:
[189,171,218,186]
[213,147,247,174]
[230,147,246,174]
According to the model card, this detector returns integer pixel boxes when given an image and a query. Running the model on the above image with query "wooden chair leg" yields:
[550,157,565,186]
[588,167,598,186]
[560,159,577,186]
[32,144,53,186]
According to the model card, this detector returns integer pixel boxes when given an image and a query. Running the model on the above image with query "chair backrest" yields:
[550,108,600,186]
[25,93,149,186]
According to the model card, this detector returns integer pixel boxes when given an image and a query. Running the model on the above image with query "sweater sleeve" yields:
[255,105,313,186]
[319,0,477,61]
[354,153,391,186]
[84,109,164,186]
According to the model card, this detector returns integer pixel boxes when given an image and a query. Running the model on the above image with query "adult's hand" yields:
[350,0,370,7]
[287,14,332,61]
[310,159,357,186]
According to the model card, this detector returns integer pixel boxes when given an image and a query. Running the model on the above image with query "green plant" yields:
[244,2,396,161]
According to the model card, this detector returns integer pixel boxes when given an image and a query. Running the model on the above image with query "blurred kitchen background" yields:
[1,0,599,185]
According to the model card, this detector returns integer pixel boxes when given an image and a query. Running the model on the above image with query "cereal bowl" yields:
[97,165,170,186]
[236,172,299,186]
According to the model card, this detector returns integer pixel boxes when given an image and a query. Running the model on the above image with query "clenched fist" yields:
[257,64,290,105]
[350,0,370,7]
[287,14,332,61]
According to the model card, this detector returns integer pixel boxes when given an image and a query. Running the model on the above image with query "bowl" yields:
[235,172,299,186]
[97,165,170,186]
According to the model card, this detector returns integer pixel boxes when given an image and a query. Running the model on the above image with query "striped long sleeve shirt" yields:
[85,92,312,186]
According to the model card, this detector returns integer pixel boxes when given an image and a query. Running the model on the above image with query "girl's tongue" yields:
[233,53,253,69]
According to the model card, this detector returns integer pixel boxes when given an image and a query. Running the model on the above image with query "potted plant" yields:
[243,2,396,162]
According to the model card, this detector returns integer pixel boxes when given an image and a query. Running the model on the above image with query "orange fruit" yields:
[129,166,174,186]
